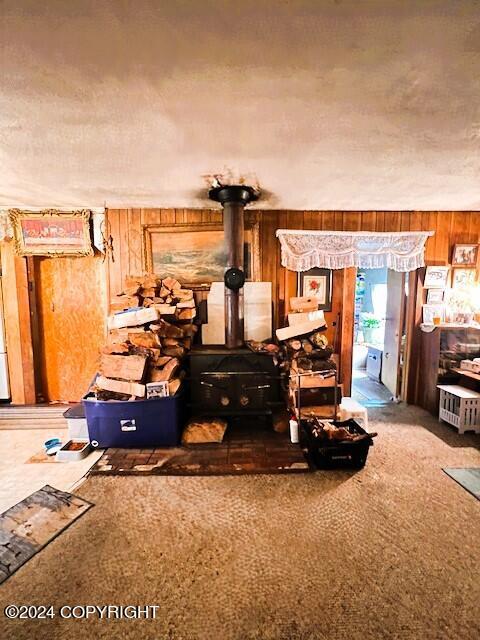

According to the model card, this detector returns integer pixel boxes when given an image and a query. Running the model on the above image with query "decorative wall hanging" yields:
[451,243,479,267]
[452,268,476,289]
[424,266,449,289]
[298,268,332,311]
[275,229,434,272]
[9,209,93,256]
[143,216,259,287]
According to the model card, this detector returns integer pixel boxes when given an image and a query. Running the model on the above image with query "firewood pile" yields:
[275,296,339,418]
[92,275,197,401]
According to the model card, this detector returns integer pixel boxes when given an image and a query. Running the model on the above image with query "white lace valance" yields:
[276,229,434,272]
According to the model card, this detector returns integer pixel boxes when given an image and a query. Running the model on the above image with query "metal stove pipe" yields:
[208,184,258,348]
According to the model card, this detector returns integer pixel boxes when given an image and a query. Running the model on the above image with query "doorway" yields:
[352,268,406,406]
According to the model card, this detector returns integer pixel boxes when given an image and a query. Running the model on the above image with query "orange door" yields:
[34,255,106,403]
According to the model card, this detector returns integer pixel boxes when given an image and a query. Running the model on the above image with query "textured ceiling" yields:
[1,0,480,210]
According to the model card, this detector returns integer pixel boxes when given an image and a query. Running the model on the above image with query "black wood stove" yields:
[189,184,283,418]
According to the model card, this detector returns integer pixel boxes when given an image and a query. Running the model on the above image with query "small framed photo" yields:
[452,268,476,289]
[146,381,169,399]
[452,243,479,267]
[426,289,444,304]
[422,304,445,325]
[299,268,332,311]
[424,266,449,289]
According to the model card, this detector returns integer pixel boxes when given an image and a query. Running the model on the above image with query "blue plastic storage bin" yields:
[83,392,184,448]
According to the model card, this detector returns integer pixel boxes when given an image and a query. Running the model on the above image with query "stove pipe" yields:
[208,184,259,348]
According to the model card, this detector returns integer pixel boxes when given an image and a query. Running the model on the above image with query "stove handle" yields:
[243,384,271,391]
[200,381,215,388]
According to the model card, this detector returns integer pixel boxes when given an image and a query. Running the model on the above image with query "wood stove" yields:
[189,184,283,418]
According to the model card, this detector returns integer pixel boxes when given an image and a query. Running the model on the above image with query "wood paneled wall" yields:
[106,209,480,396]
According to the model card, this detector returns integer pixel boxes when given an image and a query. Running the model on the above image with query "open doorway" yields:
[352,268,406,406]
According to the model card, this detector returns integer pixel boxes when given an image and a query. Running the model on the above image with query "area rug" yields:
[0,485,93,584]
[443,468,480,500]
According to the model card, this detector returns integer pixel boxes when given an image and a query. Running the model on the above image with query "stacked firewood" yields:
[275,296,338,418]
[92,275,197,401]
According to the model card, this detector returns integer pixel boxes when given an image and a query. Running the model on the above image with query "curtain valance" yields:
[275,229,434,272]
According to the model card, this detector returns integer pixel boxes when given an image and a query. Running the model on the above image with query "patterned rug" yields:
[443,468,480,500]
[0,485,93,584]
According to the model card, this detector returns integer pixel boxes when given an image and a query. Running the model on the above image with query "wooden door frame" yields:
[0,243,37,404]
[344,267,412,402]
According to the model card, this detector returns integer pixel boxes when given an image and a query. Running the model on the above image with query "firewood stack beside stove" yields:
[92,274,198,401]
[276,296,340,420]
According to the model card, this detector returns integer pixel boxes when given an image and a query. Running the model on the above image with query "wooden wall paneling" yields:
[323,211,335,230]
[106,209,123,299]
[275,210,288,327]
[361,211,377,231]
[434,212,453,265]
[409,211,423,232]
[340,267,356,395]
[127,208,143,275]
[284,211,304,317]
[0,244,36,404]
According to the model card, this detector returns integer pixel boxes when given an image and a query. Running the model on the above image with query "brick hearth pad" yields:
[89,424,311,476]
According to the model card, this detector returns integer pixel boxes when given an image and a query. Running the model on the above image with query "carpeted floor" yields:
[1,404,479,640]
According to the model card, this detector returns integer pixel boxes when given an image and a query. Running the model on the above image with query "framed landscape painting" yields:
[9,209,93,256]
[143,221,259,287]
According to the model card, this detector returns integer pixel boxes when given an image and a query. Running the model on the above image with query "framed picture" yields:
[422,304,445,324]
[452,268,476,289]
[9,209,93,256]
[142,217,259,288]
[299,268,332,311]
[452,243,479,267]
[424,266,449,289]
[426,289,444,304]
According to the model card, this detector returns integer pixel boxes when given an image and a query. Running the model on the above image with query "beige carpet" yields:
[1,405,479,640]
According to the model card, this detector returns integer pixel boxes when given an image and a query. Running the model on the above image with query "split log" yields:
[162,277,181,291]
[162,345,186,358]
[168,378,181,396]
[123,284,141,297]
[152,355,172,367]
[160,286,171,297]
[301,339,313,354]
[173,288,193,300]
[287,339,302,351]
[276,316,326,341]
[107,326,145,343]
[176,298,195,309]
[95,375,145,398]
[287,310,326,327]
[142,298,154,307]
[110,295,140,312]
[100,354,148,382]
[140,287,157,298]
[101,342,130,355]
[151,320,184,338]
[129,346,161,361]
[175,307,196,321]
[140,275,160,289]
[290,296,319,312]
[181,418,227,444]
[152,304,177,315]
[162,337,183,347]
[182,323,198,337]
[149,358,180,382]
[108,307,159,329]
[128,331,161,349]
